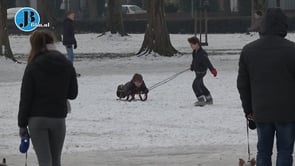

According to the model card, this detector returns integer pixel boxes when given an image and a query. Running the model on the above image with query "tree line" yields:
[0,0,269,61]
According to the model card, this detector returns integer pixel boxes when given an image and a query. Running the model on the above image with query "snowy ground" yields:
[1,32,295,165]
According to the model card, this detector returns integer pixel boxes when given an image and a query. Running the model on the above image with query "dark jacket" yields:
[62,18,76,46]
[124,81,148,96]
[18,51,78,127]
[237,8,295,122]
[191,47,214,73]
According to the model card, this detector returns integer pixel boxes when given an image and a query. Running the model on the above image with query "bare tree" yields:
[0,0,16,61]
[223,0,231,15]
[106,0,126,36]
[254,0,267,10]
[276,0,280,7]
[137,0,177,57]
[87,0,98,18]
[37,0,62,41]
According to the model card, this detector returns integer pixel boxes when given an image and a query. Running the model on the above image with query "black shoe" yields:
[194,95,206,106]
[205,94,213,105]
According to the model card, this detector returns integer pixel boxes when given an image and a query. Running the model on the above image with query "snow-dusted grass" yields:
[1,32,295,156]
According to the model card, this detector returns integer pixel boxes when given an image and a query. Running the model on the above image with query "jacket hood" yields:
[260,8,288,37]
[33,51,71,74]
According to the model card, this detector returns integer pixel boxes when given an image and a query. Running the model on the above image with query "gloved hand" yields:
[74,43,77,49]
[245,113,256,130]
[190,64,193,71]
[19,127,29,139]
[210,68,217,77]
[248,119,256,130]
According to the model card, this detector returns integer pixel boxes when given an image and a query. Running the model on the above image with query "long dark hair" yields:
[28,30,55,63]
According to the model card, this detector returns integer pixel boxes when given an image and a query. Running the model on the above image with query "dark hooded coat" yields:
[123,81,148,96]
[18,51,78,127]
[62,18,76,46]
[237,8,295,122]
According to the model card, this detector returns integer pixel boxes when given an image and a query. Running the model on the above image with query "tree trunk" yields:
[254,0,267,10]
[87,0,98,18]
[37,0,62,41]
[223,0,231,15]
[137,0,177,57]
[276,0,280,7]
[107,0,126,36]
[0,0,16,61]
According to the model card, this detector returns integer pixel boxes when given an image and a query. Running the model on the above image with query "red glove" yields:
[210,68,217,77]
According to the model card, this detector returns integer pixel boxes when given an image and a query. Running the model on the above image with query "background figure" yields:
[188,36,217,107]
[237,8,295,166]
[247,10,263,33]
[18,30,78,166]
[63,10,77,63]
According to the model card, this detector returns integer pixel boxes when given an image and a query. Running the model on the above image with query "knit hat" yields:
[19,138,30,153]
[132,73,143,82]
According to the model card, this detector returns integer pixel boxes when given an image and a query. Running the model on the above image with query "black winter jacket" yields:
[123,81,148,96]
[237,8,295,122]
[18,51,78,127]
[62,18,76,46]
[191,47,214,73]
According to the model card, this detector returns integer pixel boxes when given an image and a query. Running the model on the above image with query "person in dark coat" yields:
[188,36,217,106]
[62,10,77,63]
[247,10,263,33]
[116,73,149,101]
[237,8,295,166]
[18,30,78,166]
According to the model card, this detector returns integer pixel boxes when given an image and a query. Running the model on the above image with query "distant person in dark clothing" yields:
[18,30,78,166]
[62,10,77,63]
[237,8,295,166]
[188,36,217,106]
[116,73,149,101]
[247,10,263,34]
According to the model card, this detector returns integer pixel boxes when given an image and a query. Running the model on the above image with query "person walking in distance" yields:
[237,8,295,166]
[18,30,78,166]
[188,36,217,106]
[63,10,77,63]
[247,10,263,34]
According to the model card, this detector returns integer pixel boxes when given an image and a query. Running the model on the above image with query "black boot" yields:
[194,95,206,106]
[205,94,213,105]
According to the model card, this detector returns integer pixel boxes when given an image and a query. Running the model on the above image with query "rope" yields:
[149,68,190,91]
[25,152,28,166]
[246,119,251,161]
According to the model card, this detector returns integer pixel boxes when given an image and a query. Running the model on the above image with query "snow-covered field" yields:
[1,32,295,165]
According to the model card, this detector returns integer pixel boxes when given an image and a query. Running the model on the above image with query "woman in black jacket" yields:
[18,30,78,166]
[188,36,217,106]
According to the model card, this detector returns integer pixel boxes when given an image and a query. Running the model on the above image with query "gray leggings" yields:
[28,117,66,166]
